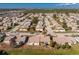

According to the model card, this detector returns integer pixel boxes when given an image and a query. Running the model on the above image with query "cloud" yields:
[56,3,77,6]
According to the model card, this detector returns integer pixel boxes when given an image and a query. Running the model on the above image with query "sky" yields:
[0,0,79,3]
[0,3,79,9]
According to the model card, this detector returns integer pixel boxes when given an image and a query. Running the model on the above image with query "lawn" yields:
[6,48,79,55]
[3,44,79,55]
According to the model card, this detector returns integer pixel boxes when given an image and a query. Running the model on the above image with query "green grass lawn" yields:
[4,44,79,55]
[6,48,79,55]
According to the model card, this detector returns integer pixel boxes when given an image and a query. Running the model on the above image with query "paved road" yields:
[55,32,79,36]
[5,32,40,36]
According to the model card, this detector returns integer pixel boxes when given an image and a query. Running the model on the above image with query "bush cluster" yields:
[61,42,71,49]
[50,41,71,49]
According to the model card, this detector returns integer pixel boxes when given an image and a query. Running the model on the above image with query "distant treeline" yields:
[23,9,79,13]
[0,9,25,11]
[0,9,79,13]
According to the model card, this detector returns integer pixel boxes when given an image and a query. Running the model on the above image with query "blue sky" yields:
[0,3,78,9]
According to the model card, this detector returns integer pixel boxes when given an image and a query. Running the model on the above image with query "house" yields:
[26,34,50,46]
[52,28,65,32]
[72,35,79,42]
[53,35,77,45]
[3,35,16,45]
[0,22,3,26]
[0,26,4,31]
[19,20,32,32]
[19,28,27,32]
[36,20,43,32]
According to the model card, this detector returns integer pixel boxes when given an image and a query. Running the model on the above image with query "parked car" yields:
[17,36,29,47]
[0,32,6,42]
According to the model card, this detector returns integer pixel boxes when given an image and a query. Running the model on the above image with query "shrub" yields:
[65,42,71,49]
[62,45,66,49]
[32,17,38,24]
[61,42,71,49]
[55,44,61,49]
[39,42,44,46]
[53,14,58,19]
[50,41,57,47]
[66,45,71,49]
[0,50,9,55]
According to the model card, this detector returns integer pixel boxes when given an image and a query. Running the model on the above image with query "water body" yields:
[0,3,78,9]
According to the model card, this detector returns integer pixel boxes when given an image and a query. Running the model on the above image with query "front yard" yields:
[1,44,79,55]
